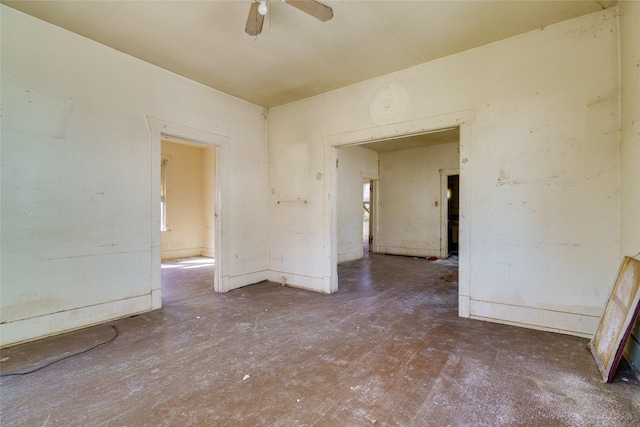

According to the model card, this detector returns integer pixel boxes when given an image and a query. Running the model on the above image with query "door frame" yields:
[323,110,474,317]
[147,117,230,309]
[362,175,378,254]
[439,169,460,259]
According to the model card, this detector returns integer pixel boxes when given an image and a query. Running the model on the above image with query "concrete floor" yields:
[1,254,639,426]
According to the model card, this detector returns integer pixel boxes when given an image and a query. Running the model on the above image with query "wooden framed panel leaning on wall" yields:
[589,257,640,383]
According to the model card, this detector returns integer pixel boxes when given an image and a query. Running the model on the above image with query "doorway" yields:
[160,137,217,302]
[147,117,229,308]
[447,175,459,256]
[439,169,460,258]
[324,110,473,317]
[363,179,374,254]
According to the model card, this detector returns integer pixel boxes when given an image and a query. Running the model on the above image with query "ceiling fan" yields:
[245,0,333,36]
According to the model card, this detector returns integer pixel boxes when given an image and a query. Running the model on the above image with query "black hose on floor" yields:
[0,324,119,377]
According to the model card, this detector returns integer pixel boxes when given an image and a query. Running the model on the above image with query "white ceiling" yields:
[363,127,460,152]
[3,0,616,108]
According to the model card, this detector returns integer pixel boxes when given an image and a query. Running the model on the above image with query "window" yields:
[363,181,371,220]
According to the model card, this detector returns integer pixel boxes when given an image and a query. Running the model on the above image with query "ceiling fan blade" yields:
[286,0,333,22]
[245,2,264,36]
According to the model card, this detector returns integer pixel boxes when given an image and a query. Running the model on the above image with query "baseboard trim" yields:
[228,270,269,292]
[0,294,154,348]
[267,271,326,293]
[338,250,363,264]
[160,248,202,260]
[375,245,440,258]
[470,299,600,338]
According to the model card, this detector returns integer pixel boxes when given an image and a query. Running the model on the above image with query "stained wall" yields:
[0,6,268,346]
[268,8,621,336]
[336,145,378,263]
[376,143,459,258]
[619,0,640,373]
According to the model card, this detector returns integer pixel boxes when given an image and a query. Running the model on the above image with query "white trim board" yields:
[323,110,475,317]
[470,299,600,338]
[1,295,152,348]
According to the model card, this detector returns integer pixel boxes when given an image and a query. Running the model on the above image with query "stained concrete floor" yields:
[1,254,639,426]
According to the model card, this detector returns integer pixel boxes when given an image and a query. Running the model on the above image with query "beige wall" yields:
[619,0,640,373]
[268,8,620,336]
[337,145,378,263]
[202,145,216,258]
[2,3,637,351]
[376,143,458,258]
[0,5,268,347]
[160,140,216,260]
